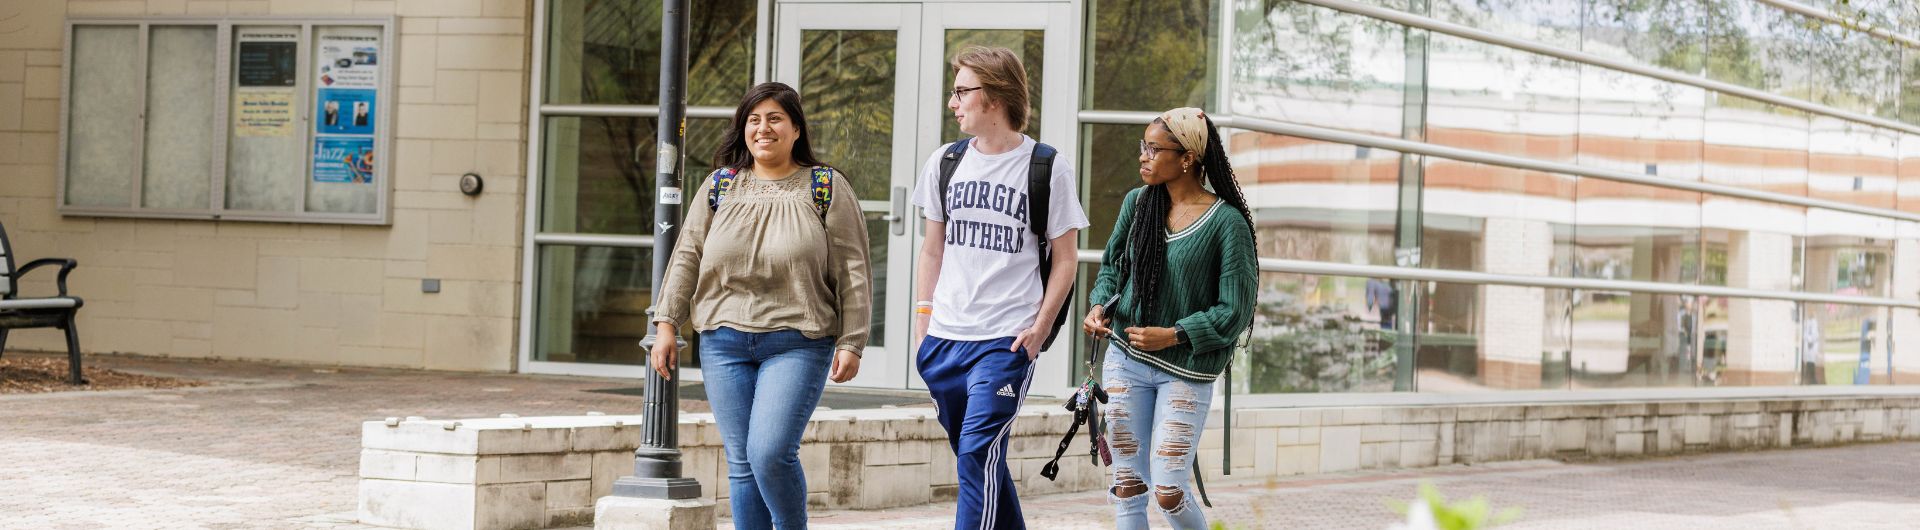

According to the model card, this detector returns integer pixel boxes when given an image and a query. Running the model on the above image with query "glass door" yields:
[777,1,1081,396]
[776,3,923,388]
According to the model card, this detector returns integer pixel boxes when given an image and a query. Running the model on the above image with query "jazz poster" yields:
[315,88,376,135]
[313,136,376,184]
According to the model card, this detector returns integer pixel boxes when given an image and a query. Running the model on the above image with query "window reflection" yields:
[1800,302,1893,385]
[1903,48,1920,126]
[1581,0,1708,73]
[1418,156,1574,275]
[1898,308,1920,385]
[1425,34,1580,163]
[1414,282,1564,391]
[1086,0,1218,111]
[1808,15,1900,119]
[1233,0,1406,136]
[1237,132,1401,266]
[545,0,756,106]
[1808,119,1899,210]
[1239,272,1401,393]
[1703,0,1819,101]
[1084,123,1147,245]
[1568,291,1698,389]
[1704,94,1809,201]
[1902,134,1920,213]
[535,245,655,366]
[1574,63,1706,287]
[539,117,728,236]
[800,29,897,202]
[1430,0,1583,50]
[1702,227,1802,385]
[1804,209,1894,299]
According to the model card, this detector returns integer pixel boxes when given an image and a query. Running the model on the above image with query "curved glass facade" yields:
[1130,0,1920,392]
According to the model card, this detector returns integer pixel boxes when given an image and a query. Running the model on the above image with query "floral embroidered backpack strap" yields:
[809,167,833,220]
[707,168,739,211]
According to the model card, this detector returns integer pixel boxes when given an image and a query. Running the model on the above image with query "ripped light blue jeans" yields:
[1101,347,1216,530]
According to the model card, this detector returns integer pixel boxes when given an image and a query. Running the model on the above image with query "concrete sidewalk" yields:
[2,352,1917,529]
[795,443,1920,529]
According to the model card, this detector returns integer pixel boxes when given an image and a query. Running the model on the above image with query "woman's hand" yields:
[1083,305,1113,338]
[829,349,861,383]
[1123,326,1178,352]
[649,323,677,380]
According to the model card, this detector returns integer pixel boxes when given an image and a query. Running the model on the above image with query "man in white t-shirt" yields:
[911,46,1088,530]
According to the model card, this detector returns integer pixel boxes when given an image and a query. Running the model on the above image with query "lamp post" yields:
[609,0,700,501]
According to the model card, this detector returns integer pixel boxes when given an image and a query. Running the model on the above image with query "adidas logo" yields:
[996,384,1017,398]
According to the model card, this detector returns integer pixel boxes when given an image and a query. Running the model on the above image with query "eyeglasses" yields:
[1139,139,1186,161]
[950,85,984,101]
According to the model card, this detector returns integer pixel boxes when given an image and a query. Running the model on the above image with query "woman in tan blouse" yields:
[648,82,871,530]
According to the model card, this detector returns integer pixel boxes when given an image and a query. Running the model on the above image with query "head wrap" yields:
[1159,107,1210,154]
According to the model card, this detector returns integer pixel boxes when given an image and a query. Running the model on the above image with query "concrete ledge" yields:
[357,396,1920,529]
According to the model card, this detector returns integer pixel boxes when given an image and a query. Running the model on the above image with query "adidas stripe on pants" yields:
[917,335,1034,530]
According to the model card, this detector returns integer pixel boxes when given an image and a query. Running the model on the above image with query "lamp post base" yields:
[610,475,704,500]
[594,495,715,530]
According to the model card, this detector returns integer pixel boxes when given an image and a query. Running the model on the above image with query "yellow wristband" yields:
[914,306,933,315]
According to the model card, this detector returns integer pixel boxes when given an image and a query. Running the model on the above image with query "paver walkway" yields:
[3,352,1917,529]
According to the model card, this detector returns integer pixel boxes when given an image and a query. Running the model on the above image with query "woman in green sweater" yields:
[1082,107,1257,530]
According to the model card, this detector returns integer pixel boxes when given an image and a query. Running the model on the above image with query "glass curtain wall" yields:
[1084,0,1920,393]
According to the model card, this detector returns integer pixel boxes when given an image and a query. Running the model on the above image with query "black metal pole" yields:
[611,0,700,501]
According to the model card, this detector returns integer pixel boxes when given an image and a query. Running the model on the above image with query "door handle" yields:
[885,185,907,235]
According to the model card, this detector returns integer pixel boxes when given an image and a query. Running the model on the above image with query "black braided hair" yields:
[1123,115,1257,327]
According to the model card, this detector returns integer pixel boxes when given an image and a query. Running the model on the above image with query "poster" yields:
[237,42,296,87]
[316,33,379,89]
[315,88,376,135]
[236,29,298,87]
[235,91,295,137]
[313,136,376,183]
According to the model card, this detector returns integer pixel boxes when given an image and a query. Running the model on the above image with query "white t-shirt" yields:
[911,135,1090,341]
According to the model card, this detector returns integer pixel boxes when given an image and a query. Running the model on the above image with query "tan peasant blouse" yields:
[651,166,872,355]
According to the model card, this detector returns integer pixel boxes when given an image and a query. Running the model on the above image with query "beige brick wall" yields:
[0,0,531,371]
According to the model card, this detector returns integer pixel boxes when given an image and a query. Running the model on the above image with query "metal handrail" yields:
[532,233,656,248]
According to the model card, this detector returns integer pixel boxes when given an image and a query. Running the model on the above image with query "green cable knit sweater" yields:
[1088,186,1258,383]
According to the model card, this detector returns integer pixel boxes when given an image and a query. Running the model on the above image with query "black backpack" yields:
[936,139,1073,351]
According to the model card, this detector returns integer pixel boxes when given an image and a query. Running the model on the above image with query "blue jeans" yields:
[700,327,835,530]
[1101,348,1215,530]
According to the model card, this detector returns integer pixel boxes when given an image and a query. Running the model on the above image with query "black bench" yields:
[0,221,85,384]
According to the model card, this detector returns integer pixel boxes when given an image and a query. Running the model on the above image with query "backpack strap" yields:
[1028,142,1072,351]
[810,167,833,220]
[936,139,970,220]
[707,168,739,211]
[1027,143,1057,242]
[1031,143,1073,350]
